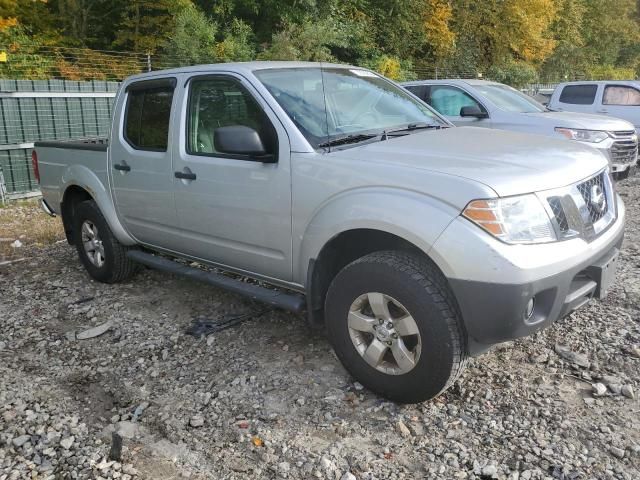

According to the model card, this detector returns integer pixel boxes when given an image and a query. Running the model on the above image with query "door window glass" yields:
[404,85,428,101]
[187,77,276,156]
[124,86,174,151]
[558,85,597,105]
[429,85,481,116]
[603,85,640,106]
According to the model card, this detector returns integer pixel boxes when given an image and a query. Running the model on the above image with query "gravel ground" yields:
[1,178,639,480]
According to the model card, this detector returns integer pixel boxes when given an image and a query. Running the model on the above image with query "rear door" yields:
[171,73,293,281]
[110,77,183,250]
[600,84,640,132]
[552,83,600,114]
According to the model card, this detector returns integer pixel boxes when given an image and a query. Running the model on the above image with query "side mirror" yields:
[214,125,276,162]
[460,105,488,118]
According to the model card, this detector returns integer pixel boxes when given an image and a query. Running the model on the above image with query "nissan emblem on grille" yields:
[589,184,606,213]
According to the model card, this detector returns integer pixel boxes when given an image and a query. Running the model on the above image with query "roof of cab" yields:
[555,80,640,86]
[401,79,500,87]
[123,61,357,83]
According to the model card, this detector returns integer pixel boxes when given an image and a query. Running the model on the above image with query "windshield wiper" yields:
[380,123,444,140]
[318,133,378,148]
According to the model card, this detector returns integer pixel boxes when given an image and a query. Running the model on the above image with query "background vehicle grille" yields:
[576,173,608,223]
[610,131,638,165]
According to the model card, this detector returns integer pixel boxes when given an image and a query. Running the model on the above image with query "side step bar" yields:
[127,250,306,313]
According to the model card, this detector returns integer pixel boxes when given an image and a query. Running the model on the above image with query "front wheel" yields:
[325,250,468,403]
[72,200,139,283]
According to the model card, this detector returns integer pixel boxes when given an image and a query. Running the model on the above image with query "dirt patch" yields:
[0,198,65,262]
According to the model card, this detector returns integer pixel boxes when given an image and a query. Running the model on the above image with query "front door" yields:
[172,74,293,281]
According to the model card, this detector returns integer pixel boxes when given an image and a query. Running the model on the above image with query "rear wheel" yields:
[72,200,139,283]
[325,250,468,403]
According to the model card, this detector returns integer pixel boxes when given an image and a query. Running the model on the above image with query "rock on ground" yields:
[1,177,640,479]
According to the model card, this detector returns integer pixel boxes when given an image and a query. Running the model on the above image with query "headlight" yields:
[463,194,557,244]
[555,127,609,143]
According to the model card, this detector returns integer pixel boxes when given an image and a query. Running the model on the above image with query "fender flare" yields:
[295,187,460,284]
[61,164,136,246]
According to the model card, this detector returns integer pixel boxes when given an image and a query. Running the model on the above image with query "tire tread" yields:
[328,250,468,401]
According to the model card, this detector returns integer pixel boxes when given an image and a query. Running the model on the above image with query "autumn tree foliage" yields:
[0,0,639,82]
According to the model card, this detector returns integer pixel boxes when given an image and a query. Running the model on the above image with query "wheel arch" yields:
[60,176,135,246]
[305,228,448,326]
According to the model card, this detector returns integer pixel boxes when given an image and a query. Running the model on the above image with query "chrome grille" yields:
[548,197,569,233]
[609,130,638,165]
[577,173,608,223]
[544,170,616,242]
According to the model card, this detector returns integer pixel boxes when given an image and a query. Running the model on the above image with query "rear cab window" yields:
[124,78,176,151]
[558,84,598,105]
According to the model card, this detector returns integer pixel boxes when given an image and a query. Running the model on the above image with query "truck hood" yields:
[344,127,608,197]
[523,111,634,131]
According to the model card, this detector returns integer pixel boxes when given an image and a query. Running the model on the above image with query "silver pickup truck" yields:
[35,61,625,403]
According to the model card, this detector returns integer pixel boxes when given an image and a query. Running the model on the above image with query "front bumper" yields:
[431,195,625,356]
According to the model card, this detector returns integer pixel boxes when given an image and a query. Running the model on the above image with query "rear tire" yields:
[325,250,468,403]
[72,200,138,283]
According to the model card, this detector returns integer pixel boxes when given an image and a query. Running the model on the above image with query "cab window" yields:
[187,77,277,158]
[429,85,481,116]
[124,81,174,151]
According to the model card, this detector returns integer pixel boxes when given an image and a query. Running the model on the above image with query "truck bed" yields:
[35,137,109,152]
[35,138,110,214]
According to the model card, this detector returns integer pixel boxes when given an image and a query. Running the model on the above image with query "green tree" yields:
[0,24,54,79]
[115,0,191,53]
[161,5,218,66]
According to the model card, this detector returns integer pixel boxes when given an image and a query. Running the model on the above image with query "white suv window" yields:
[558,84,598,105]
[603,85,640,106]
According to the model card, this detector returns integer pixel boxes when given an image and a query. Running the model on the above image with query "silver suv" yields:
[403,79,638,179]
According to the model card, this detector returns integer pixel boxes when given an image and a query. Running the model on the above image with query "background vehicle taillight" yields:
[31,150,40,183]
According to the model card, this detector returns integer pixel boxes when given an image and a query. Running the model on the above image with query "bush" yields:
[486,61,539,88]
[586,65,636,80]
[360,55,417,81]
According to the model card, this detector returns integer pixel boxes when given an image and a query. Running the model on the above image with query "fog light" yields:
[525,298,535,320]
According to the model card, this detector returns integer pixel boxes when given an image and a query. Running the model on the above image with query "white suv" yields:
[548,81,640,136]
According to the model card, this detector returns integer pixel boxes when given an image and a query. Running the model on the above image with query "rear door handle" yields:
[175,171,196,180]
[113,162,131,172]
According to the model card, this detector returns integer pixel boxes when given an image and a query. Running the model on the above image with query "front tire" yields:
[325,250,468,403]
[72,200,138,283]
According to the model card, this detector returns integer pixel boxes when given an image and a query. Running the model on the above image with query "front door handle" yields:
[113,162,131,172]
[175,171,196,180]
[597,109,608,114]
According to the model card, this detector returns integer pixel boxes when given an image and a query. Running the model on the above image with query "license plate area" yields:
[586,248,619,299]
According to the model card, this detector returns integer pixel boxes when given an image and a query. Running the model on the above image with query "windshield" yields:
[474,84,546,113]
[254,67,447,149]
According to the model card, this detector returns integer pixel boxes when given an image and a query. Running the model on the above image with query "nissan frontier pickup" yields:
[34,62,625,403]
